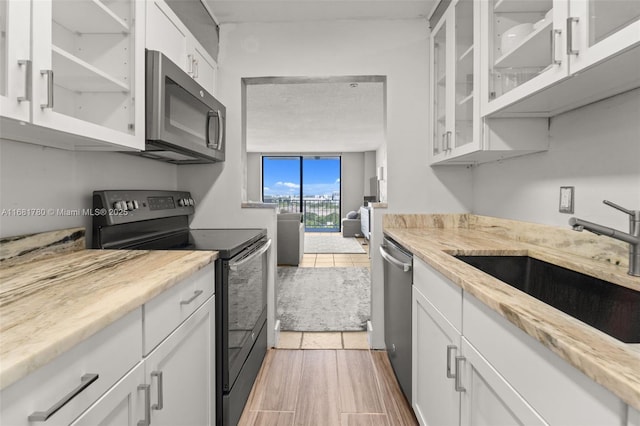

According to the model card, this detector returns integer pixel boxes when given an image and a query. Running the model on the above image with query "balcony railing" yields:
[270,198,340,232]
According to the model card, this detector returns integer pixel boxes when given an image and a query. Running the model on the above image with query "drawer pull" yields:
[180,290,203,305]
[28,373,99,422]
[151,371,164,410]
[138,384,151,426]
[446,345,457,378]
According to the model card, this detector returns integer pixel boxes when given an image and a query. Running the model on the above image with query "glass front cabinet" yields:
[0,0,145,151]
[430,0,481,164]
[481,0,640,116]
[430,0,640,165]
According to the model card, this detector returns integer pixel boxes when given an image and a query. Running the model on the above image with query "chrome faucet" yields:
[569,200,640,277]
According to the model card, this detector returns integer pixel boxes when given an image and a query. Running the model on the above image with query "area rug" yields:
[277,267,370,331]
[304,234,366,254]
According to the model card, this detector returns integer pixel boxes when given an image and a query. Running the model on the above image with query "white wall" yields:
[364,150,376,195]
[246,152,262,201]
[341,152,365,214]
[202,19,473,349]
[0,139,177,245]
[473,89,640,232]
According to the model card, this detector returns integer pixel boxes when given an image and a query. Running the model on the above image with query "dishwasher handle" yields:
[380,246,412,272]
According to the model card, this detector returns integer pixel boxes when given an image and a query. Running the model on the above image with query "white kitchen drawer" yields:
[463,293,626,426]
[143,263,215,355]
[0,308,142,426]
[413,258,463,332]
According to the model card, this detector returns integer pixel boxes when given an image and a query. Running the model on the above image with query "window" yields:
[263,156,341,232]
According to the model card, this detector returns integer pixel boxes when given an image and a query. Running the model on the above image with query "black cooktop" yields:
[127,228,267,259]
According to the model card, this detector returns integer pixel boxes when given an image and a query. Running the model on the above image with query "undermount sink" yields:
[454,255,640,343]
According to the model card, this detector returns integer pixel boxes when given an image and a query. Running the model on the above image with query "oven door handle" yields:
[229,239,272,271]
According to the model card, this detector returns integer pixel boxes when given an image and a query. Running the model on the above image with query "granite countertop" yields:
[0,248,217,390]
[383,222,640,410]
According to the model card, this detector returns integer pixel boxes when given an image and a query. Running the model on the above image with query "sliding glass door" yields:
[263,156,341,232]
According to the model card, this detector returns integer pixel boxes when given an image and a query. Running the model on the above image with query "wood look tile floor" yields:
[238,349,418,426]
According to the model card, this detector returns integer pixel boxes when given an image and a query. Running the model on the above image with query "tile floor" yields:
[278,331,369,350]
[299,234,370,268]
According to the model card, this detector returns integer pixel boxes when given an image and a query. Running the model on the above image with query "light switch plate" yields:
[559,186,574,214]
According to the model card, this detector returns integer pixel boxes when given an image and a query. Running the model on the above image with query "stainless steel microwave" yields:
[138,50,225,164]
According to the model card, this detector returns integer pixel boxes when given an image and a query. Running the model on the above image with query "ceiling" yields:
[205,1,434,153]
[246,80,385,153]
[205,0,437,24]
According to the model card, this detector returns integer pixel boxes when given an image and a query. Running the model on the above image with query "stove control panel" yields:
[93,190,195,226]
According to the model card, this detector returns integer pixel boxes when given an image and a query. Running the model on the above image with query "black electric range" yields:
[92,190,270,426]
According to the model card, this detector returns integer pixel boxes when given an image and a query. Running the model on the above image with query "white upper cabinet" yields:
[482,0,640,117]
[431,0,481,163]
[1,0,145,151]
[0,0,31,122]
[429,0,549,165]
[146,0,217,96]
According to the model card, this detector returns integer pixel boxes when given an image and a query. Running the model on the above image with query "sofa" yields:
[277,212,304,265]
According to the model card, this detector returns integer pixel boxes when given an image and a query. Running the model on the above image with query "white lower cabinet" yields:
[0,309,142,426]
[145,295,215,426]
[412,285,461,426]
[70,362,146,426]
[411,257,631,425]
[459,338,546,426]
[0,265,216,426]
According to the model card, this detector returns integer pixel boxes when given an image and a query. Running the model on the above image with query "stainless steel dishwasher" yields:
[380,236,413,401]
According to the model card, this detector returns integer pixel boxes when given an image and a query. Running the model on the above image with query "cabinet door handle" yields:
[187,54,194,75]
[446,345,457,378]
[180,289,203,305]
[551,29,563,65]
[40,69,54,109]
[28,374,99,421]
[445,131,452,151]
[151,371,164,410]
[193,59,199,78]
[17,59,32,102]
[441,132,446,153]
[455,356,466,392]
[566,17,579,55]
[137,384,151,426]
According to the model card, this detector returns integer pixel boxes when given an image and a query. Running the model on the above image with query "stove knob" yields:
[132,200,139,209]
[113,201,122,210]
[188,198,194,206]
[126,201,134,210]
[178,198,186,207]
[121,202,128,211]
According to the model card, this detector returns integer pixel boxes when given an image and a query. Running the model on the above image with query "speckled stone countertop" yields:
[0,228,217,390]
[383,214,640,410]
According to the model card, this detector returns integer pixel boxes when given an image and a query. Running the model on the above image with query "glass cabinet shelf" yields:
[494,0,552,14]
[53,45,130,92]
[494,19,552,68]
[53,0,130,34]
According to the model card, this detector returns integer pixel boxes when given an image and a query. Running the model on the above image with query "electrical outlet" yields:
[559,186,574,214]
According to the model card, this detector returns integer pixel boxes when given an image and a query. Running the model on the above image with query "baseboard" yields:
[274,319,281,348]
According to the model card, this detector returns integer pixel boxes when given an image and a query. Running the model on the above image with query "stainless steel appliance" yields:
[92,190,269,426]
[139,50,225,164]
[380,236,413,401]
